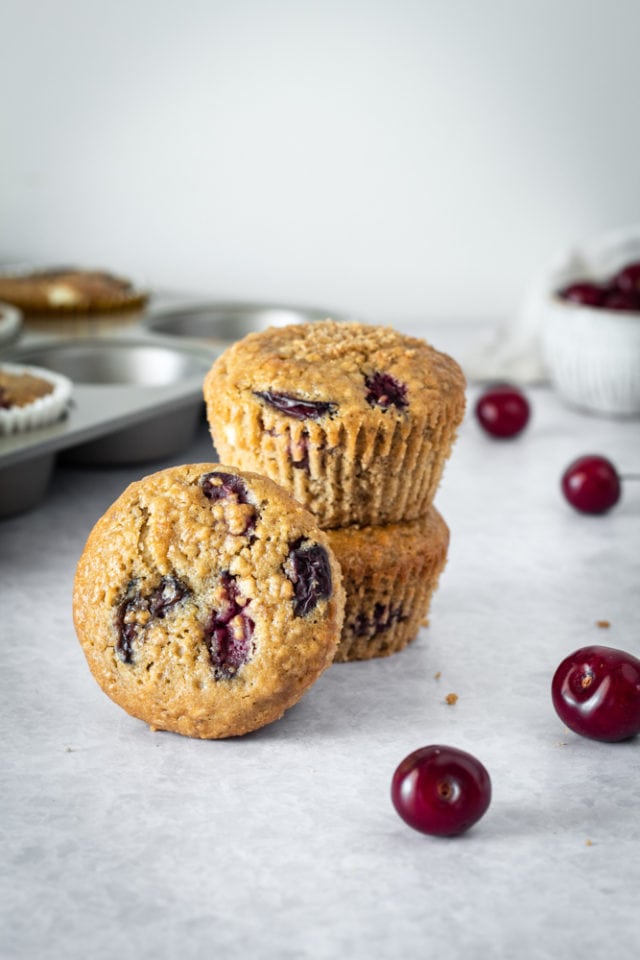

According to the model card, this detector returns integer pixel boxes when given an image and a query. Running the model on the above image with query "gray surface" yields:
[1,324,639,960]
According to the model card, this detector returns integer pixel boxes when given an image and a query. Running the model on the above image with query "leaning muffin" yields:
[326,507,449,662]
[204,321,466,528]
[0,362,72,435]
[73,464,345,739]
[0,267,147,315]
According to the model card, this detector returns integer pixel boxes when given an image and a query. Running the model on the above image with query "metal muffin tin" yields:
[143,300,352,345]
[0,301,22,348]
[0,297,349,518]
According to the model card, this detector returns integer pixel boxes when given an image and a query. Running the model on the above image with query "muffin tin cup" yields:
[0,301,22,348]
[143,300,354,346]
[0,336,218,517]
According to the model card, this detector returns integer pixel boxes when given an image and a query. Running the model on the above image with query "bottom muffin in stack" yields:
[326,507,449,662]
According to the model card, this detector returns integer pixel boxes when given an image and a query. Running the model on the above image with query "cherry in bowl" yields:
[551,645,640,742]
[391,745,491,837]
[561,455,621,514]
[475,384,530,439]
[559,282,606,307]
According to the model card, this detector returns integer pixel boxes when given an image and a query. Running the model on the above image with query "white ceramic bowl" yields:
[541,293,640,417]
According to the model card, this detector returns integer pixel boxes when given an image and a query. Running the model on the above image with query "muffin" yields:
[204,321,466,528]
[326,507,449,662]
[0,267,147,315]
[73,463,345,739]
[0,362,73,435]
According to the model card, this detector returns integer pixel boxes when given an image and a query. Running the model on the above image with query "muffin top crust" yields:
[206,320,466,424]
[0,267,147,314]
[0,368,54,408]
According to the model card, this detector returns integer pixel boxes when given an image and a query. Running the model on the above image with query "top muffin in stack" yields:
[204,320,466,661]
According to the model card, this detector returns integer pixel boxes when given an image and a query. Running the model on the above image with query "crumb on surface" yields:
[585,839,593,847]
[420,617,430,627]
[445,692,458,705]
[596,620,611,628]
[434,671,441,680]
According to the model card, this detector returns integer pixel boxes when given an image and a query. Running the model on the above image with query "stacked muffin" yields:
[204,320,466,662]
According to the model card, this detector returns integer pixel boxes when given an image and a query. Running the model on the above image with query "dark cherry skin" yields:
[253,390,337,420]
[561,455,621,514]
[613,261,640,295]
[365,372,408,410]
[116,576,189,663]
[551,645,640,742]
[354,604,406,638]
[601,288,640,312]
[391,745,492,837]
[559,282,606,307]
[201,471,251,504]
[286,539,332,617]
[475,384,530,439]
[558,262,640,311]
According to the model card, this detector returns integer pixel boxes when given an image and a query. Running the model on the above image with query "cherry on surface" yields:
[475,384,530,438]
[551,645,640,742]
[391,745,491,837]
[561,455,621,514]
[558,282,606,307]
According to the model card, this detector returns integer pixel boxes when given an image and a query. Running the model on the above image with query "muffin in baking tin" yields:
[0,267,147,315]
[0,362,72,435]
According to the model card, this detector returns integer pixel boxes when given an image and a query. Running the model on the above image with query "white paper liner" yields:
[0,363,73,435]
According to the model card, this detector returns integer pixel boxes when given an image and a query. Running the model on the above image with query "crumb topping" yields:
[210,320,466,412]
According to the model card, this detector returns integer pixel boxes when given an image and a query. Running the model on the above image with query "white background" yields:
[2,0,640,323]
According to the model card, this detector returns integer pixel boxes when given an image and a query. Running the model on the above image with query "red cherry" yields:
[391,745,491,837]
[561,456,621,514]
[613,260,640,295]
[552,645,640,742]
[602,288,640,312]
[475,384,530,438]
[559,282,606,307]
